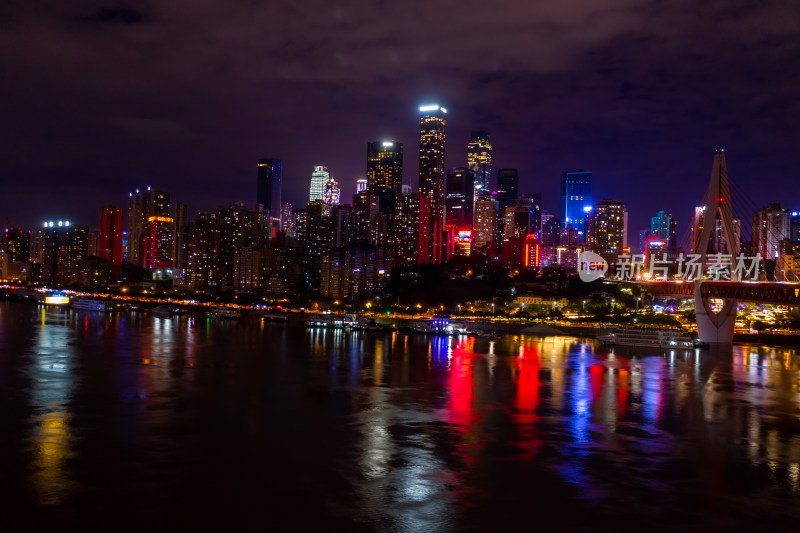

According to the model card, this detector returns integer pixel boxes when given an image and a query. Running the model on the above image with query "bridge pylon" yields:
[695,151,737,344]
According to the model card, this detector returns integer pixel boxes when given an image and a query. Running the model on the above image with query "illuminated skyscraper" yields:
[99,206,124,267]
[753,203,790,259]
[395,190,429,266]
[473,192,497,249]
[650,210,677,251]
[560,170,592,239]
[143,216,174,270]
[585,198,627,265]
[256,158,282,239]
[324,177,341,206]
[356,178,368,193]
[445,167,475,230]
[281,202,294,236]
[418,104,447,263]
[467,131,492,194]
[39,220,88,284]
[310,166,329,202]
[367,141,403,215]
[128,187,170,266]
[1,228,30,263]
[353,191,380,243]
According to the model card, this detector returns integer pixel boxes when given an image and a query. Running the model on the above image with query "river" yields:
[0,302,798,531]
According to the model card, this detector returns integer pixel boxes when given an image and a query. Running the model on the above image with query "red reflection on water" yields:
[589,363,605,403]
[445,338,482,466]
[515,343,543,455]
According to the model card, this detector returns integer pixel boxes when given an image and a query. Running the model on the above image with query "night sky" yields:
[2,0,798,241]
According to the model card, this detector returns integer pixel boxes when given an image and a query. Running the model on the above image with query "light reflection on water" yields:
[0,302,799,530]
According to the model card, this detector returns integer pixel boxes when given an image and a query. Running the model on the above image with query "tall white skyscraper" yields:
[309,166,330,202]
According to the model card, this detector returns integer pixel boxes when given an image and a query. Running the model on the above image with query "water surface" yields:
[0,302,798,531]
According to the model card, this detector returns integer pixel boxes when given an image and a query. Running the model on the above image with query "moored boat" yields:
[71,298,110,311]
[597,327,695,349]
[209,307,241,319]
[150,305,182,317]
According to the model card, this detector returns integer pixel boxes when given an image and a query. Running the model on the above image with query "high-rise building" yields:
[281,202,294,237]
[560,170,592,239]
[395,191,428,266]
[503,197,541,242]
[187,210,221,288]
[445,167,475,231]
[639,227,652,255]
[38,220,88,285]
[540,216,561,247]
[418,104,447,263]
[1,228,30,263]
[713,217,741,255]
[305,200,335,261]
[256,158,282,239]
[353,191,380,243]
[324,176,341,206]
[790,211,800,242]
[217,203,257,286]
[367,141,403,215]
[753,203,790,259]
[128,187,170,266]
[585,198,627,265]
[467,131,492,194]
[309,166,330,202]
[473,191,497,249]
[142,216,174,270]
[233,247,268,290]
[172,202,189,287]
[650,210,677,251]
[496,169,519,213]
[356,178,368,193]
[99,206,124,267]
[293,209,308,244]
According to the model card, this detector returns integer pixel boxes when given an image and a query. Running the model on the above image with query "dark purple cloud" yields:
[1,0,798,238]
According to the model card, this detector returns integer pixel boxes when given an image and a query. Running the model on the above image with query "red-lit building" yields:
[99,206,124,266]
[142,216,174,269]
[523,234,540,268]
[454,229,473,257]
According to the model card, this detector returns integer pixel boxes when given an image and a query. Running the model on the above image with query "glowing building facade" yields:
[560,170,592,239]
[99,205,124,267]
[367,141,403,215]
[585,198,627,265]
[467,131,492,194]
[418,104,447,264]
[309,166,330,203]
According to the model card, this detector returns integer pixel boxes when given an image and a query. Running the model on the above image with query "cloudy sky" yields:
[1,0,798,240]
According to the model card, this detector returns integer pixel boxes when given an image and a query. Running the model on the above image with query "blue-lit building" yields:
[650,210,677,251]
[560,170,592,239]
[791,210,800,242]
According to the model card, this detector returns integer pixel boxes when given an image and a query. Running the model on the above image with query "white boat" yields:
[597,327,695,349]
[209,307,241,319]
[71,298,109,311]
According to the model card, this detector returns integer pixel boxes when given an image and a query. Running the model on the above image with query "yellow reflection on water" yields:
[31,411,73,506]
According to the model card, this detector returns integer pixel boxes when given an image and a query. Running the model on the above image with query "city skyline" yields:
[2,2,798,236]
